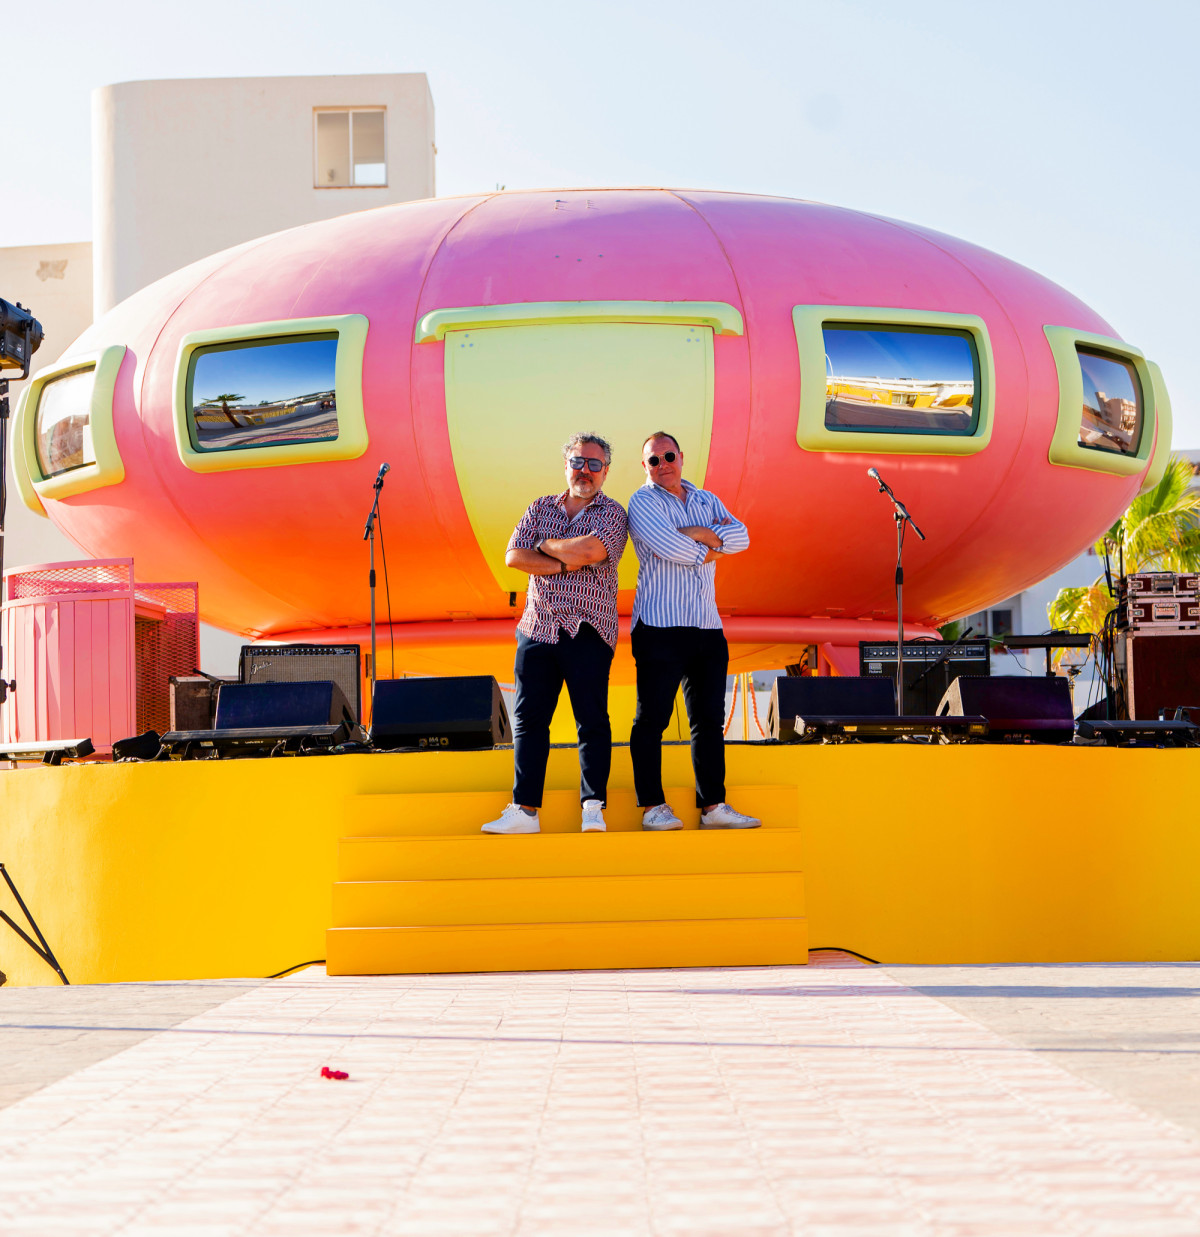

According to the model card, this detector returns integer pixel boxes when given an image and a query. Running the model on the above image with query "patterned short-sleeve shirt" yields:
[507,490,628,648]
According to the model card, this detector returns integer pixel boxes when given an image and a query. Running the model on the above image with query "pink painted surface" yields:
[2,560,137,753]
[29,189,1164,676]
[1,560,199,752]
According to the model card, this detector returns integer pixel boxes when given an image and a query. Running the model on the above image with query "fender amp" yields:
[860,640,991,715]
[240,644,362,721]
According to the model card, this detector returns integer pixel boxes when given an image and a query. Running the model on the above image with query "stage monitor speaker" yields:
[860,640,991,715]
[1118,632,1200,720]
[937,674,1074,743]
[240,644,362,721]
[768,675,896,742]
[371,676,511,751]
[215,681,355,731]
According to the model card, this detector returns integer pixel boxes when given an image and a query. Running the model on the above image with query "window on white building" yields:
[314,109,387,188]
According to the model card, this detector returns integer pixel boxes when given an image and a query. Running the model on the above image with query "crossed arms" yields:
[627,489,749,567]
[506,498,629,577]
[506,534,608,576]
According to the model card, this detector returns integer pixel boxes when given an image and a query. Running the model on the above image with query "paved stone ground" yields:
[0,979,262,1111]
[1,954,1200,1235]
[884,963,1200,1138]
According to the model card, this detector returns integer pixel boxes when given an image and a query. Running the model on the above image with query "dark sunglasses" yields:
[568,456,606,473]
[646,451,678,466]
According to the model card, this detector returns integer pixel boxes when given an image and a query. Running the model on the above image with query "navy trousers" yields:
[629,622,729,809]
[511,624,614,808]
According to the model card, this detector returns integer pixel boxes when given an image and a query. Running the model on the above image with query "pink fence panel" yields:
[1,560,139,754]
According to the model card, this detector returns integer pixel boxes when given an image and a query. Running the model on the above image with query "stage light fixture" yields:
[0,298,43,375]
[0,738,95,766]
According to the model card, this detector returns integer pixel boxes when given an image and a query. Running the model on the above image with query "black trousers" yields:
[512,624,614,808]
[629,622,729,809]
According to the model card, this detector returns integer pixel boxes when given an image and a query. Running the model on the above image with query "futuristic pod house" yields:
[12,188,1172,680]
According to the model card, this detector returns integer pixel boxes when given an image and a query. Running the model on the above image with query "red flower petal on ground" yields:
[320,1066,349,1080]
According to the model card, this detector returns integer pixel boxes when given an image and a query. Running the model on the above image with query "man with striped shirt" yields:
[627,432,760,831]
[482,432,628,836]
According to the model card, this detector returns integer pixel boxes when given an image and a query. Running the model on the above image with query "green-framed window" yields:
[172,315,368,473]
[794,306,994,456]
[1043,326,1169,488]
[13,345,127,509]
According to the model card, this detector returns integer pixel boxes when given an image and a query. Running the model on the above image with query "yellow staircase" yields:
[326,785,806,974]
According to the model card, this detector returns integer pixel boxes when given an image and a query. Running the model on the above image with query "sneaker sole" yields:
[699,821,762,830]
[581,824,607,832]
[642,821,683,831]
[481,824,541,834]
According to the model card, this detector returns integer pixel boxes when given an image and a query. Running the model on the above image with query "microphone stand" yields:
[870,471,926,717]
[363,469,388,703]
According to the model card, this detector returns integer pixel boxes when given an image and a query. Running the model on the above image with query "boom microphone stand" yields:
[868,467,926,717]
[363,462,391,701]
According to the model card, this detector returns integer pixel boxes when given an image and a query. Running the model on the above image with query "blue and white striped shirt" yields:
[627,479,749,629]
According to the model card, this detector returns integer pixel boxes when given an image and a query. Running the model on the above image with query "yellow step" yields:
[337,828,802,882]
[326,917,809,974]
[331,871,804,927]
[344,785,798,836]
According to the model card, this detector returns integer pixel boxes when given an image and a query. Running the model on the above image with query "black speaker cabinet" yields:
[937,674,1073,743]
[1118,632,1200,720]
[767,675,897,742]
[214,680,354,730]
[371,676,511,750]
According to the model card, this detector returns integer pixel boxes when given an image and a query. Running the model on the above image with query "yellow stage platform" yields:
[1,744,1199,986]
[327,786,805,974]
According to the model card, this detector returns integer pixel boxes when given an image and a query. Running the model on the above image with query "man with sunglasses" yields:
[627,432,760,831]
[482,432,628,835]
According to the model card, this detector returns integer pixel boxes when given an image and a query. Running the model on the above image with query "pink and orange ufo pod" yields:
[14,188,1171,680]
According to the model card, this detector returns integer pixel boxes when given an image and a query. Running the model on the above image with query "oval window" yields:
[823,325,979,436]
[187,335,339,453]
[1076,348,1142,456]
[35,366,97,478]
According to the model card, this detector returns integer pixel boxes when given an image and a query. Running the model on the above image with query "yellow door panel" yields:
[444,322,714,593]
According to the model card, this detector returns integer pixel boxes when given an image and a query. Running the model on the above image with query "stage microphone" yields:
[374,462,391,490]
[867,466,887,491]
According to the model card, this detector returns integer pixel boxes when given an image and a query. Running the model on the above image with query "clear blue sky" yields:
[194,340,337,406]
[5,0,1197,445]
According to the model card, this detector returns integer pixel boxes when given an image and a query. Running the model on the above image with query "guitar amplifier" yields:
[240,644,362,721]
[860,640,991,716]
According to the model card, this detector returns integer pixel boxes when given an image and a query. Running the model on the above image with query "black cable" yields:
[377,502,395,679]
[266,959,326,979]
[810,946,880,965]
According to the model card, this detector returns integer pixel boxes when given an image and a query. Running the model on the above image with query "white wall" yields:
[92,73,436,314]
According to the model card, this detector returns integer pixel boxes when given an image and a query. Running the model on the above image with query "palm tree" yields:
[1048,453,1200,637]
[196,393,245,427]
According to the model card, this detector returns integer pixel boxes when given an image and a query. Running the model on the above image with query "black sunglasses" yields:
[568,456,606,473]
[646,451,678,466]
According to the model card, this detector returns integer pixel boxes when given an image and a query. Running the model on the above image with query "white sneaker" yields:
[482,804,540,834]
[581,799,607,832]
[700,803,761,829]
[642,803,683,831]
